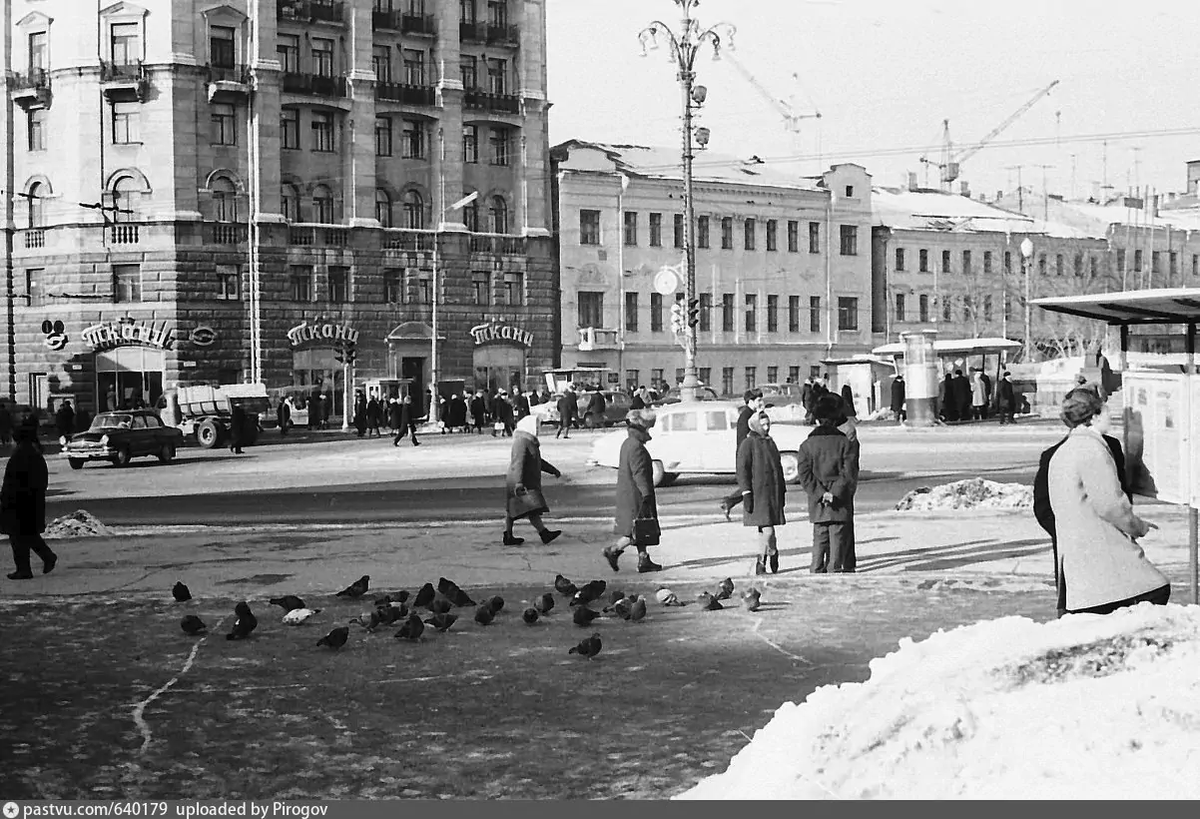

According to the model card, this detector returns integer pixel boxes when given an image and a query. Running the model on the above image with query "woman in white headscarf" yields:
[503,414,564,546]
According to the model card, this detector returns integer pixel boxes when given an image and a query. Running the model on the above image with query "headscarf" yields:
[516,414,539,437]
[748,411,770,436]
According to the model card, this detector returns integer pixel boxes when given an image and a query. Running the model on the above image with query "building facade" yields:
[3,0,553,419]
[551,141,874,396]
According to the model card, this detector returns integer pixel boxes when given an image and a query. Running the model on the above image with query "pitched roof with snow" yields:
[872,187,1036,234]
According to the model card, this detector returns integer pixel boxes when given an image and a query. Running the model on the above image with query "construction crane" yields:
[921,80,1060,190]
[723,52,821,140]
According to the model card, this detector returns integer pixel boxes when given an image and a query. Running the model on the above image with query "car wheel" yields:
[158,444,175,464]
[780,452,801,484]
[113,446,131,467]
[68,458,84,471]
[196,419,221,449]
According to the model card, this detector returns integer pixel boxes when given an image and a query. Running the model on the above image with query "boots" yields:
[637,552,663,573]
[540,529,562,545]
[768,551,779,574]
[602,545,623,572]
[503,532,525,546]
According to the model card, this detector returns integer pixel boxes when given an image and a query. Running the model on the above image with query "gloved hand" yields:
[743,491,753,514]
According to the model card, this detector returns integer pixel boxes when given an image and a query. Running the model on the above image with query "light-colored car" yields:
[533,390,632,428]
[588,401,812,486]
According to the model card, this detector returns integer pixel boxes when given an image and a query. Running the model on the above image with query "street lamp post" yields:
[429,191,479,426]
[639,0,734,402]
[1020,237,1035,362]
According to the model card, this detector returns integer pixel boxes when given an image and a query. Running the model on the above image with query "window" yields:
[699,367,711,387]
[462,197,479,232]
[808,221,820,253]
[502,272,523,305]
[650,292,664,332]
[962,295,972,322]
[983,294,993,322]
[788,366,800,385]
[277,34,299,72]
[895,293,905,322]
[211,104,236,145]
[384,269,403,303]
[459,55,477,89]
[328,267,349,303]
[579,210,600,245]
[403,119,426,159]
[26,183,43,228]
[113,264,141,302]
[112,102,139,144]
[28,32,47,72]
[281,108,300,149]
[1152,251,1161,275]
[767,366,778,384]
[962,250,972,275]
[417,271,431,304]
[625,292,638,332]
[625,370,639,392]
[1193,254,1199,277]
[290,266,312,301]
[212,177,238,221]
[1054,253,1064,276]
[1090,256,1098,278]
[1004,293,1012,321]
[1170,251,1178,278]
[839,227,855,256]
[216,264,240,300]
[766,219,778,252]
[373,45,392,83]
[788,295,800,332]
[375,116,393,156]
[787,220,798,253]
[486,58,507,95]
[1039,253,1048,275]
[577,291,603,329]
[809,296,820,332]
[722,367,734,397]
[312,38,334,77]
[721,293,734,332]
[27,109,45,151]
[461,0,477,24]
[623,211,638,246]
[942,295,952,322]
[743,218,755,251]
[744,367,757,390]
[721,217,733,249]
[463,125,478,164]
[651,369,664,393]
[488,196,508,234]
[24,268,42,306]
[488,0,508,26]
[984,251,993,275]
[895,248,905,271]
[673,214,683,248]
[649,213,662,247]
[942,250,951,273]
[766,294,778,332]
[113,176,140,220]
[918,294,929,322]
[211,25,236,68]
[312,185,334,223]
[311,110,335,152]
[403,49,425,85]
[1004,251,1012,274]
[1133,249,1143,272]
[375,189,392,227]
[110,22,140,64]
[837,297,858,331]
[402,190,425,229]
[472,270,491,305]
[489,127,510,165]
[698,216,710,248]
[698,292,711,332]
[919,249,929,272]
[745,294,757,332]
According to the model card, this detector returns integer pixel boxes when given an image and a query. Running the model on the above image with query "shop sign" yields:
[40,319,68,351]
[470,322,533,347]
[288,320,359,348]
[82,318,174,351]
[190,325,218,347]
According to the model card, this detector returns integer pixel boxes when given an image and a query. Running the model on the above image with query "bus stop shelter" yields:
[1031,287,1199,605]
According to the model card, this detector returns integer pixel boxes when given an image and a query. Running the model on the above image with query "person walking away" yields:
[366,396,382,437]
[54,400,75,444]
[797,395,859,573]
[719,389,764,520]
[1047,387,1168,615]
[393,395,420,446]
[353,391,368,438]
[584,388,607,429]
[952,370,971,422]
[511,388,531,422]
[979,370,992,419]
[890,372,906,423]
[970,370,987,421]
[555,384,579,439]
[449,393,468,433]
[470,391,488,434]
[387,398,402,436]
[276,395,292,436]
[839,384,857,420]
[491,389,513,437]
[3,416,57,579]
[629,386,647,411]
[603,409,663,574]
[736,411,787,574]
[996,371,1016,424]
[229,402,247,454]
[503,415,564,546]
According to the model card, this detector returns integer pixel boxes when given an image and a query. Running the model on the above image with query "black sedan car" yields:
[63,410,185,469]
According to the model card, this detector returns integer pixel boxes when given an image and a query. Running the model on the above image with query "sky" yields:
[546,0,1200,202]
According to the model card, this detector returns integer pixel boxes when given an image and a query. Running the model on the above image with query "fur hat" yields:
[812,393,844,422]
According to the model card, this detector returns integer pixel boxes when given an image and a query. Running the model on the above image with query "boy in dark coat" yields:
[797,394,859,573]
[737,411,786,574]
[603,410,663,574]
[503,415,563,545]
[719,389,764,519]
[3,416,57,579]
[996,371,1017,424]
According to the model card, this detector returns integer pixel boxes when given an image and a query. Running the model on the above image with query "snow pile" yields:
[863,407,895,422]
[44,509,113,539]
[894,477,1032,511]
[677,604,1200,800]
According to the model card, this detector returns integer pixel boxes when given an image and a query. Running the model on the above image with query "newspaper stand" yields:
[1032,287,1200,604]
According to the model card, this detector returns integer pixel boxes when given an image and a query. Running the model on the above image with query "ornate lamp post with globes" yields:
[639,1,734,401]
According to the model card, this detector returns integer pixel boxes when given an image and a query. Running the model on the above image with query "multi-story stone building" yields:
[551,140,874,396]
[2,0,552,419]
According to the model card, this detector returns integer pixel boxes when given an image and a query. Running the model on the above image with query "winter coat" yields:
[556,391,579,423]
[470,396,487,425]
[1,440,48,535]
[971,374,987,406]
[796,425,858,523]
[55,405,75,437]
[366,399,382,426]
[505,430,559,519]
[736,430,786,528]
[587,392,606,418]
[996,379,1016,411]
[511,394,530,420]
[801,382,813,411]
[613,426,657,538]
[1047,425,1167,611]
[276,401,291,428]
[735,405,754,451]
[229,404,248,446]
[399,401,414,430]
[890,377,906,413]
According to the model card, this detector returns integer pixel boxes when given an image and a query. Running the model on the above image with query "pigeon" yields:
[413,582,436,608]
[742,587,762,612]
[423,612,458,632]
[486,595,505,614]
[697,591,724,611]
[351,609,385,632]
[374,591,410,606]
[607,589,626,606]
[172,581,191,602]
[554,574,578,598]
[573,605,600,627]
[225,602,258,640]
[629,597,647,622]
[522,607,539,624]
[395,613,425,641]
[602,592,627,614]
[569,632,602,660]
[180,615,207,635]
[534,593,555,615]
[438,577,476,607]
[474,604,495,626]
[610,597,633,620]
[269,595,306,612]
[428,597,453,615]
[655,586,684,606]
[376,603,406,625]
[282,607,322,625]
[715,578,735,601]
[335,575,370,599]
[577,580,607,605]
[317,625,350,649]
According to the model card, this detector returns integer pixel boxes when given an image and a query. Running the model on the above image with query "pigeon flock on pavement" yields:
[174,572,766,661]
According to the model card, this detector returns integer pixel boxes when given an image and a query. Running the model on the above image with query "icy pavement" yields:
[894,477,1033,511]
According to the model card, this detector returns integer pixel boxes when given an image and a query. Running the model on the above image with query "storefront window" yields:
[292,347,345,418]
[95,347,164,411]
[472,344,524,394]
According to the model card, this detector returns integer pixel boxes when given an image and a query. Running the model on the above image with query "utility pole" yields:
[3,0,16,401]
[1034,164,1055,221]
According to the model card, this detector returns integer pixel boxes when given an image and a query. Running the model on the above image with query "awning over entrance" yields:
[1030,287,1200,325]
[871,337,1021,357]
[387,321,439,342]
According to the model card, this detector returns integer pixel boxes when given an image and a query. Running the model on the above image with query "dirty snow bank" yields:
[895,477,1032,511]
[44,510,113,539]
[676,603,1200,800]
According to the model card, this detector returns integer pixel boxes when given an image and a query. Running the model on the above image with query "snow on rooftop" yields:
[558,140,822,190]
[872,186,1036,234]
[676,603,1200,800]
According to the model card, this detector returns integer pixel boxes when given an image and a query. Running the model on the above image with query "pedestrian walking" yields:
[890,372,906,423]
[839,384,857,419]
[229,403,247,454]
[555,384,578,439]
[3,416,57,580]
[797,394,859,573]
[392,395,420,447]
[366,396,382,437]
[584,388,606,429]
[602,409,663,574]
[276,396,292,436]
[353,391,368,438]
[718,389,764,519]
[470,391,488,434]
[54,400,75,443]
[736,411,787,575]
[503,415,563,546]
[996,371,1016,424]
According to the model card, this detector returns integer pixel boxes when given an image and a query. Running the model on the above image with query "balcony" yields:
[206,64,251,104]
[469,234,526,255]
[287,224,349,247]
[100,61,150,103]
[383,229,434,252]
[373,10,436,35]
[10,70,51,111]
[375,82,435,107]
[110,224,140,245]
[459,20,520,46]
[281,72,347,98]
[577,327,621,352]
[208,223,247,245]
[278,0,344,25]
[24,229,45,249]
[463,89,520,115]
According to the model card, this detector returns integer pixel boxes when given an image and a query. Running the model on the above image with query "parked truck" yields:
[169,383,271,449]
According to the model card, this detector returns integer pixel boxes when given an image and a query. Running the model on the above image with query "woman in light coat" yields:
[503,415,562,546]
[1048,388,1169,615]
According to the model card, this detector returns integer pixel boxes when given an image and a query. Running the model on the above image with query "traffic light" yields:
[343,344,357,366]
[669,301,685,334]
[687,298,701,328]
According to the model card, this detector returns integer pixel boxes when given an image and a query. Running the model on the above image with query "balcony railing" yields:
[463,89,520,115]
[373,10,436,34]
[287,224,349,247]
[206,64,251,103]
[10,70,51,110]
[110,224,140,245]
[208,223,247,245]
[207,64,251,84]
[278,0,344,24]
[12,69,49,91]
[100,61,149,102]
[460,20,520,46]
[281,72,347,98]
[23,229,45,249]
[577,327,621,352]
[100,60,144,83]
[375,82,435,106]
[469,234,526,255]
[382,229,434,252]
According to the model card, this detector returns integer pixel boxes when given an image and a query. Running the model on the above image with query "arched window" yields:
[375,189,392,228]
[212,177,238,222]
[488,195,508,235]
[281,183,300,221]
[403,189,425,229]
[462,194,479,232]
[26,182,44,229]
[112,176,141,220]
[312,184,334,224]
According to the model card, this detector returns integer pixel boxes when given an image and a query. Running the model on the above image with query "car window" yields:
[132,416,148,429]
[705,411,729,431]
[145,415,163,428]
[91,413,133,431]
[671,412,698,431]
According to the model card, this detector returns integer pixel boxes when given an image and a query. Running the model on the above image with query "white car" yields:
[588,401,814,486]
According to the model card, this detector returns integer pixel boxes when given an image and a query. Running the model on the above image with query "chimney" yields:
[959,180,970,198]
[996,190,1003,202]
[1187,159,1200,195]
[907,172,918,190]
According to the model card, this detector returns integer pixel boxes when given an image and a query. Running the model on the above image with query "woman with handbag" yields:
[736,411,787,575]
[603,409,663,573]
[503,415,564,546]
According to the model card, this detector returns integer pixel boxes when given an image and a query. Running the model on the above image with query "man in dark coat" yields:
[952,370,972,422]
[276,397,291,436]
[797,394,859,573]
[996,371,1017,424]
[366,396,382,437]
[890,372,906,423]
[353,391,368,437]
[719,389,764,519]
[503,415,563,545]
[393,395,420,446]
[737,411,786,574]
[800,377,814,423]
[3,416,57,579]
[939,372,957,422]
[470,391,488,434]
[229,403,247,454]
[555,384,579,440]
[603,409,663,574]
[309,388,322,430]
[584,388,607,429]
[510,389,530,422]
[54,400,75,442]
[979,371,992,420]
[491,390,513,437]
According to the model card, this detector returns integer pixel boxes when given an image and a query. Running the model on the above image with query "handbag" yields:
[494,420,505,431]
[632,515,661,547]
[509,486,548,518]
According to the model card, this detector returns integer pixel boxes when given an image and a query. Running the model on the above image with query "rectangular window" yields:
[403,119,426,159]
[375,116,393,156]
[112,102,139,144]
[1152,251,1161,275]
[461,0,476,24]
[488,0,508,26]
[312,38,334,77]
[895,293,906,322]
[1074,253,1083,277]
[281,108,300,149]
[721,293,734,332]
[837,296,858,331]
[110,22,140,64]
[651,369,664,392]
[460,55,477,89]
[1004,251,1012,274]
[808,221,820,253]
[113,264,141,302]
[402,49,425,85]
[984,250,993,275]
[895,248,905,271]
[28,32,47,72]
[942,295,953,322]
[673,213,684,249]
[1170,251,1178,277]
[328,267,350,303]
[787,220,798,253]
[27,109,45,151]
[962,250,972,275]
[788,295,800,332]
[699,367,711,388]
[697,216,710,249]
[919,248,929,272]
[372,45,392,83]
[472,270,491,305]
[1004,293,1013,321]
[463,125,478,164]
[625,370,639,392]
[216,264,240,300]
[918,294,929,322]
[486,58,507,95]
[839,225,857,256]
[766,219,778,252]
[648,213,662,247]
[698,292,711,332]
[1193,254,1199,277]
[1039,253,1047,276]
[983,294,993,322]
[650,292,663,332]
[721,217,733,249]
[502,272,524,306]
[277,34,299,72]
[809,296,820,332]
[1134,249,1143,271]
[489,127,510,165]
[579,210,600,245]
[744,367,757,391]
[722,367,734,397]
[211,103,236,145]
[962,295,972,322]
[942,250,951,273]
[745,293,757,332]
[624,211,638,246]
[25,268,43,307]
[625,292,638,332]
[577,291,603,329]
[417,271,432,304]
[766,294,778,332]
[788,366,800,385]
[311,110,335,152]
[743,218,756,251]
[767,366,778,384]
[210,25,236,68]
[384,269,403,304]
[1090,256,1098,278]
